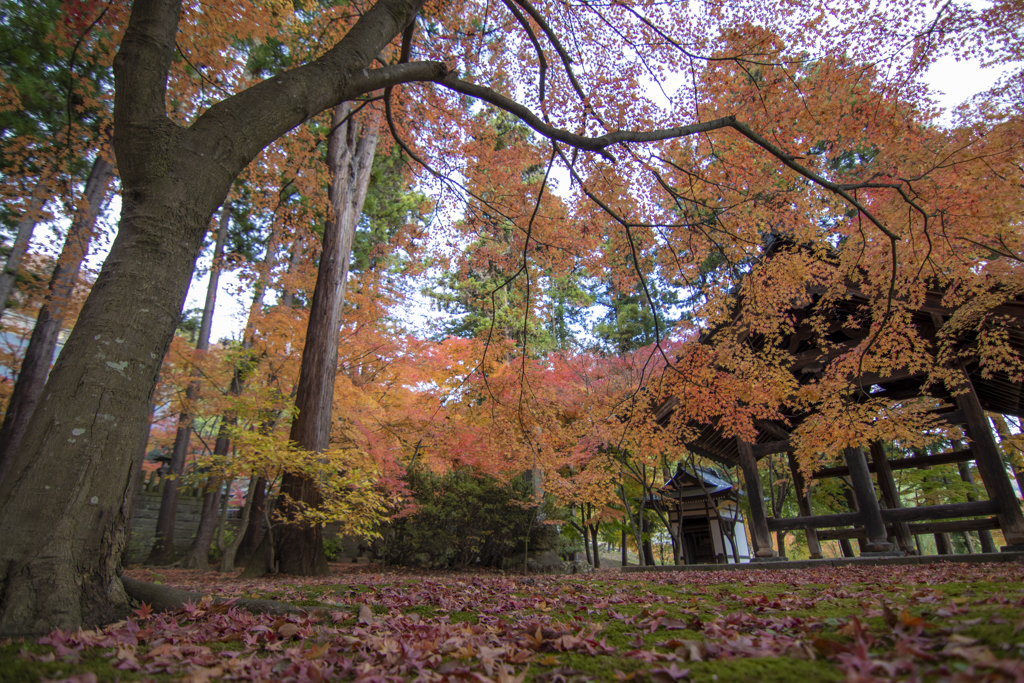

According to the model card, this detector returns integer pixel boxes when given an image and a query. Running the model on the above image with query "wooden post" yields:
[954,369,1024,548]
[957,461,997,553]
[737,438,779,559]
[787,452,822,559]
[868,441,916,554]
[935,532,954,555]
[843,446,895,553]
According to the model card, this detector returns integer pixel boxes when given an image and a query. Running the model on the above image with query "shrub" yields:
[379,467,535,569]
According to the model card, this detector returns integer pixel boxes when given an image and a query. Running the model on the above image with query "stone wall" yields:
[124,472,371,564]
[124,471,209,563]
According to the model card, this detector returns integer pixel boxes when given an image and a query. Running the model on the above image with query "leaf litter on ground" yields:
[3,561,1024,682]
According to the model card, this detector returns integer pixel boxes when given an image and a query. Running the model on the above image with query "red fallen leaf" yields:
[496,666,527,683]
[147,642,177,659]
[132,602,153,620]
[812,637,851,657]
[305,641,331,659]
[358,603,375,626]
[658,619,690,631]
[882,604,898,630]
[838,617,865,639]
[614,671,637,681]
[900,610,924,629]
[648,663,690,682]
[277,622,301,639]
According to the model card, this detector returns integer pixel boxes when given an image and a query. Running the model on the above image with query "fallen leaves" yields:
[17,562,1024,682]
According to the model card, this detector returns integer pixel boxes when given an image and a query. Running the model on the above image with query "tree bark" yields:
[148,204,228,565]
[272,102,379,576]
[0,155,114,485]
[234,476,267,566]
[0,0,440,636]
[0,194,47,321]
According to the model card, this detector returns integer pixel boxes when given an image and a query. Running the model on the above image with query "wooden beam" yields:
[737,438,777,558]
[787,452,822,559]
[909,517,1001,535]
[766,511,863,532]
[879,500,999,523]
[953,364,1024,547]
[750,439,792,458]
[844,446,893,552]
[818,517,1000,541]
[811,449,976,479]
[870,441,915,554]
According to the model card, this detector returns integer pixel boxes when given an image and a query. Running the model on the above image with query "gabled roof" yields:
[657,465,736,502]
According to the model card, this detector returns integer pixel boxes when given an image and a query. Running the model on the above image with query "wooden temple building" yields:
[651,466,751,563]
[653,271,1024,562]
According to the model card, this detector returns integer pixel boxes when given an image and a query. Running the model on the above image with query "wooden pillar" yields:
[787,452,822,559]
[954,369,1024,548]
[868,441,916,554]
[844,446,894,553]
[957,461,997,553]
[737,438,778,559]
[935,532,954,555]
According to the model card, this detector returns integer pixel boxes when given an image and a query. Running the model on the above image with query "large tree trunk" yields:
[0,0,428,637]
[0,194,48,320]
[0,156,114,485]
[273,102,379,576]
[150,203,229,566]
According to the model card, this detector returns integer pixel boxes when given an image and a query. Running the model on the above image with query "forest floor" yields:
[3,560,1024,682]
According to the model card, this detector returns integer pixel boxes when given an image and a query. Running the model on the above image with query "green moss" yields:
[0,643,175,683]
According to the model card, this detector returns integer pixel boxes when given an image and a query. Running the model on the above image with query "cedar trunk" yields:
[0,194,46,321]
[274,102,379,576]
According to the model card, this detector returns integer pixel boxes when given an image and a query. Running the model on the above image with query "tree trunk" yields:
[221,475,259,572]
[641,515,655,566]
[234,476,267,566]
[122,399,159,564]
[0,0,424,636]
[273,102,379,576]
[621,529,628,566]
[580,507,592,564]
[148,204,228,565]
[0,194,47,321]
[590,519,601,569]
[0,155,114,485]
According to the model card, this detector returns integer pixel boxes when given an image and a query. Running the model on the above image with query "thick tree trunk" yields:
[0,194,47,320]
[591,522,601,569]
[273,102,379,576]
[0,156,114,485]
[122,398,159,564]
[152,203,229,567]
[0,174,224,635]
[0,0,428,637]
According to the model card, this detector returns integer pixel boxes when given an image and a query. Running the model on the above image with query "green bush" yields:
[379,467,536,569]
[322,537,345,561]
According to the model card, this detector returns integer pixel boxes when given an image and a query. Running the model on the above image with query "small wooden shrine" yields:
[653,257,1024,561]
[651,466,751,564]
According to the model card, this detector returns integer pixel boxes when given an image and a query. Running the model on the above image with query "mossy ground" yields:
[2,562,1023,682]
